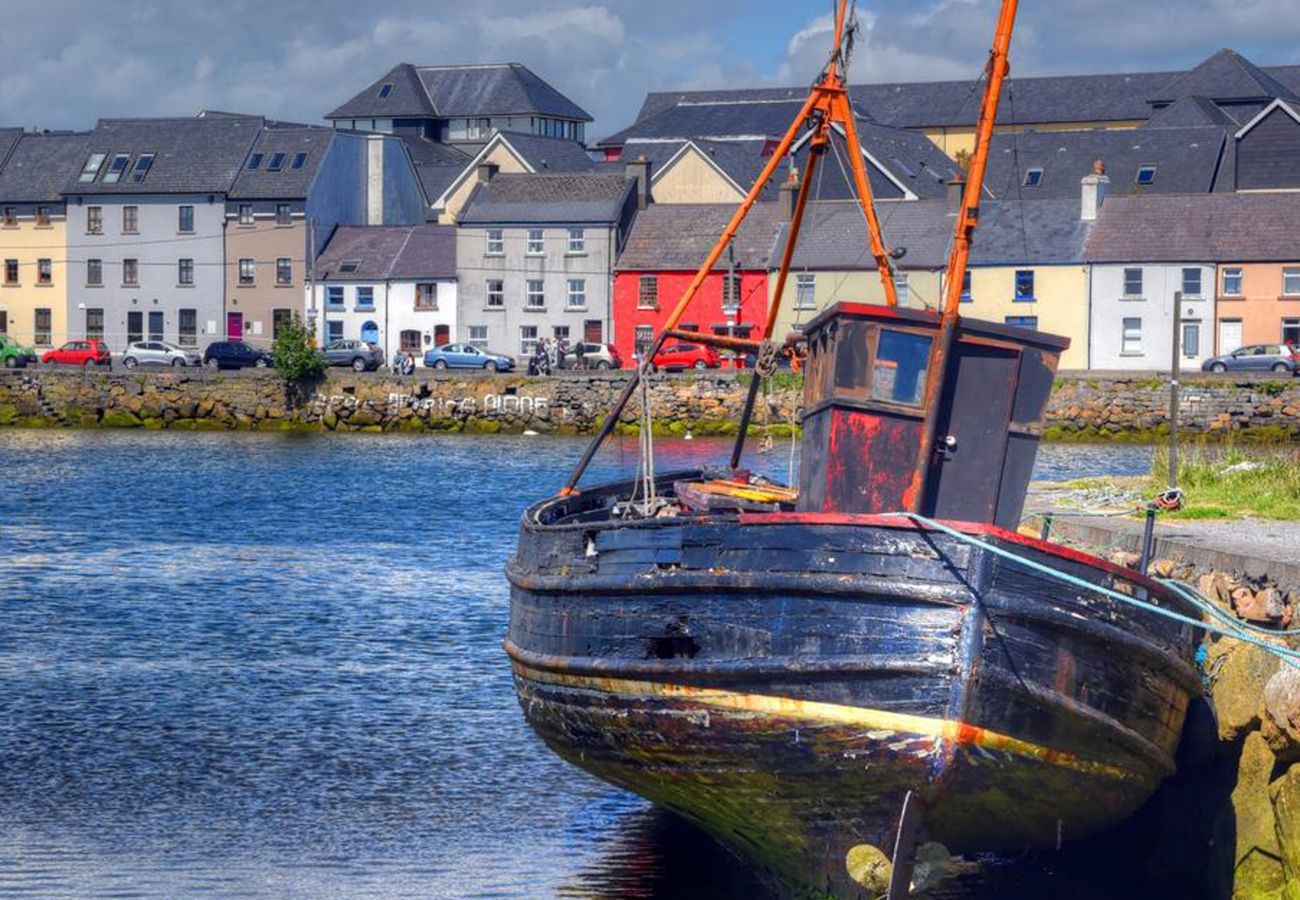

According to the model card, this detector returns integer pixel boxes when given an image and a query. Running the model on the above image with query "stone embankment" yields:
[0,370,1297,438]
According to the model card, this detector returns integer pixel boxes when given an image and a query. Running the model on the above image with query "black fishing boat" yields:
[506,3,1201,897]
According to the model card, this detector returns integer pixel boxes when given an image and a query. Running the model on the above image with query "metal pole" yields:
[1139,506,1157,575]
[1168,290,1181,489]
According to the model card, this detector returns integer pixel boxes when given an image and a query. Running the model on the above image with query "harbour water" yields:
[0,431,1156,899]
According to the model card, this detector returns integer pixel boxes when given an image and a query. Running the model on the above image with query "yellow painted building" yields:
[650,144,745,204]
[923,121,1145,161]
[961,265,1091,370]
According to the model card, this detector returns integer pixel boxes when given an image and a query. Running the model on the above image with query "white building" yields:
[308,225,457,364]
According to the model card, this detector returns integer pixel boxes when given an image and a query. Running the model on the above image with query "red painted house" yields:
[613,202,786,367]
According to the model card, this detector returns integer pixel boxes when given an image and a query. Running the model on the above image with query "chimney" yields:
[625,155,652,210]
[477,161,499,185]
[1080,158,1110,222]
[366,134,385,226]
[779,169,800,221]
[947,173,966,209]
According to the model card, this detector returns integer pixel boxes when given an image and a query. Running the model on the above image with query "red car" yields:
[42,339,113,367]
[651,341,721,372]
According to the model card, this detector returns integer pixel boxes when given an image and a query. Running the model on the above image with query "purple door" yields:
[227,313,243,340]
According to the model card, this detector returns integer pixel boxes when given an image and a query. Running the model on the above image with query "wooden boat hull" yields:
[505,473,1200,898]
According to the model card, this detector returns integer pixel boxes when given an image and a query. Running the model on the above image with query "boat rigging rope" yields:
[885,512,1300,669]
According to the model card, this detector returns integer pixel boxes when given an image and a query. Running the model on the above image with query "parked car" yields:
[1201,344,1300,375]
[323,339,383,372]
[650,341,721,372]
[0,335,38,368]
[122,341,202,369]
[42,339,112,367]
[423,343,515,372]
[564,342,622,370]
[203,341,274,370]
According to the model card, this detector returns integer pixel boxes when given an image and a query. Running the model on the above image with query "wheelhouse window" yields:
[485,229,503,255]
[1122,317,1142,355]
[1284,267,1300,297]
[1222,267,1243,297]
[871,330,931,407]
[178,205,194,233]
[1182,268,1203,298]
[638,275,658,309]
[415,283,438,310]
[526,279,545,309]
[795,273,816,309]
[526,229,544,255]
[1014,270,1035,301]
[567,228,585,253]
[238,258,255,286]
[567,279,586,309]
[178,258,194,285]
[486,280,504,308]
[276,258,292,285]
[179,309,197,346]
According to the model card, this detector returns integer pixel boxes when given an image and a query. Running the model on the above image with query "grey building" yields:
[456,167,640,361]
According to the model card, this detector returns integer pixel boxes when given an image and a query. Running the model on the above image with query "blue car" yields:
[424,343,515,372]
[1201,343,1299,375]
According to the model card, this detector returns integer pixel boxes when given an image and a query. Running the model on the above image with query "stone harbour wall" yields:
[0,370,1297,438]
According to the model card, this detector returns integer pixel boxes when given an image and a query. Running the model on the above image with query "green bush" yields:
[272,315,328,383]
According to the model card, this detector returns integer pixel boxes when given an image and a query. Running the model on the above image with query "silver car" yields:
[122,341,202,368]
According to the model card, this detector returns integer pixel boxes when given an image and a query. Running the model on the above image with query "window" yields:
[290,153,307,170]
[37,259,51,285]
[486,279,504,308]
[273,308,293,340]
[469,326,488,349]
[893,273,910,306]
[1123,267,1143,298]
[3,259,16,284]
[520,325,538,355]
[238,258,255,286]
[1284,268,1300,297]
[1222,267,1243,296]
[1283,319,1300,347]
[960,270,972,302]
[400,329,421,352]
[123,258,139,286]
[2,207,14,226]
[1135,165,1157,186]
[327,320,343,343]
[267,153,286,172]
[78,153,106,183]
[378,82,394,99]
[127,311,143,344]
[35,207,50,227]
[1182,268,1203,298]
[178,258,194,285]
[634,325,654,358]
[87,206,103,233]
[1005,315,1039,329]
[415,283,437,309]
[247,153,264,170]
[567,228,585,253]
[722,273,742,312]
[356,286,374,309]
[326,285,344,307]
[1023,167,1043,187]
[526,279,545,309]
[276,258,292,285]
[486,229,504,255]
[275,204,292,226]
[871,330,932,406]
[148,310,163,342]
[87,259,102,286]
[339,260,359,274]
[527,229,544,255]
[86,308,104,340]
[35,308,51,346]
[122,206,138,233]
[795,273,816,309]
[638,275,658,309]
[178,205,194,233]
[239,204,254,225]
[567,278,586,309]
[1122,317,1142,355]
[179,309,197,346]
[102,154,131,184]
[1183,322,1201,357]
[1014,270,1035,301]
[129,153,154,183]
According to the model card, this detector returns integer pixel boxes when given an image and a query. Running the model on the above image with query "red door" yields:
[227,312,243,340]
[435,325,450,346]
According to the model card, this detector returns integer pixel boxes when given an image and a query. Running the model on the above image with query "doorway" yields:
[227,312,243,340]
[584,319,603,344]
[127,311,143,344]
[148,311,164,342]
[434,324,450,346]
[1218,318,1242,355]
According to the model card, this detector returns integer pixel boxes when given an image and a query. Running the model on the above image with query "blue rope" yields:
[886,512,1300,669]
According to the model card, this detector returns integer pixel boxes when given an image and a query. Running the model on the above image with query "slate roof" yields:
[1144,95,1243,129]
[0,128,25,171]
[228,125,336,200]
[1085,193,1300,263]
[498,132,597,172]
[616,202,784,271]
[328,62,591,122]
[1151,50,1298,106]
[0,131,89,202]
[316,224,457,281]
[968,199,1093,265]
[775,200,955,271]
[620,138,773,197]
[602,98,856,146]
[458,172,634,225]
[983,127,1227,200]
[66,116,264,195]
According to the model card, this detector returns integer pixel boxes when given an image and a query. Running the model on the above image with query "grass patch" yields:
[1151,444,1300,520]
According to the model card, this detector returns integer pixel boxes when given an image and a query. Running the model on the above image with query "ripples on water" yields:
[0,432,1153,898]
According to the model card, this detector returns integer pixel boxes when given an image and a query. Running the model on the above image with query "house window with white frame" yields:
[415,283,437,309]
[893,272,910,306]
[485,229,503,255]
[469,325,489,349]
[567,228,585,254]
[123,258,139,286]
[122,206,138,234]
[1222,267,1243,297]
[238,258,255,286]
[87,259,102,286]
[356,286,374,309]
[326,285,344,307]
[178,205,194,233]
[37,259,51,285]
[1284,267,1300,297]
[527,229,544,255]
[1182,267,1202,298]
[1123,268,1143,298]
[638,275,658,309]
[526,279,545,309]
[795,273,816,309]
[276,258,292,285]
[239,204,254,225]
[486,279,504,308]
[1121,317,1142,355]
[178,258,194,286]
[87,206,103,234]
[722,273,741,312]
[520,325,538,356]
[567,278,586,309]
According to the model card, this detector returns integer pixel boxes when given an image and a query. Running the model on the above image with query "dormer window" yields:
[78,153,107,183]
[102,153,131,184]
[1023,167,1043,187]
[247,153,264,170]
[129,153,154,184]
[1135,165,1157,186]
[291,152,307,170]
[267,153,286,172]
[378,82,394,99]
[339,260,360,274]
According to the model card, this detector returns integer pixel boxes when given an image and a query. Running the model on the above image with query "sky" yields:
[4,0,1300,140]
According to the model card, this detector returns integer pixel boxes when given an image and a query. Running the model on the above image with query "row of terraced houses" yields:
[4,50,1300,370]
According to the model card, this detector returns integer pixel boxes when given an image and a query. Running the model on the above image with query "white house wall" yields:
[1089,264,1215,370]
[310,280,457,365]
